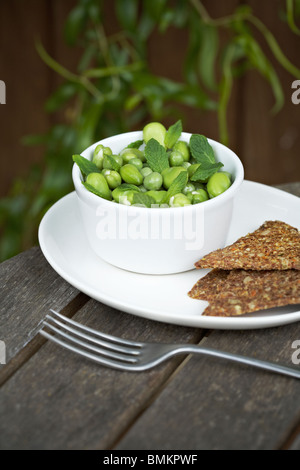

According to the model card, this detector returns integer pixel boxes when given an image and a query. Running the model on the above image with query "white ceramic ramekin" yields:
[72,131,244,274]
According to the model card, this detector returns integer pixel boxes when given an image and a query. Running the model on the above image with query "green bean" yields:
[173,141,190,161]
[188,163,201,179]
[143,122,167,146]
[103,169,122,189]
[86,172,112,200]
[146,190,167,204]
[162,167,187,189]
[207,172,231,198]
[120,164,143,185]
[92,144,112,170]
[120,148,145,163]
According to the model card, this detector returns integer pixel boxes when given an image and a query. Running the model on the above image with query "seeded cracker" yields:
[202,269,300,316]
[188,269,230,300]
[194,221,300,270]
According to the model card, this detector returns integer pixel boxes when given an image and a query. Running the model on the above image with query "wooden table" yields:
[1,183,300,451]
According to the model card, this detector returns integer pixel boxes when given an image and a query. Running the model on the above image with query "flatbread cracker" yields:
[188,269,230,300]
[189,269,300,317]
[195,220,300,270]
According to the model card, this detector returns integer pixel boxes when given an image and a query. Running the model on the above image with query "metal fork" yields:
[39,309,300,378]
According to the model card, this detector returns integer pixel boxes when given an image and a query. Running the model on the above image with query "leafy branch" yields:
[1,0,300,262]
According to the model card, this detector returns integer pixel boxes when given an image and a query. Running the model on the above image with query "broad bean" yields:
[207,172,231,198]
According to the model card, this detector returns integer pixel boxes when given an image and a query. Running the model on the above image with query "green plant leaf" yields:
[132,192,156,208]
[64,5,87,45]
[127,139,144,149]
[237,34,284,113]
[45,83,78,113]
[189,134,216,164]
[82,182,112,200]
[72,154,101,177]
[117,183,141,192]
[190,162,223,182]
[164,120,182,148]
[115,0,138,31]
[104,155,121,172]
[162,170,188,203]
[144,138,169,172]
[198,24,219,91]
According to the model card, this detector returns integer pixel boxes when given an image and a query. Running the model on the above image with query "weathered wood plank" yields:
[0,184,298,450]
[0,299,204,450]
[0,247,82,363]
[115,322,300,450]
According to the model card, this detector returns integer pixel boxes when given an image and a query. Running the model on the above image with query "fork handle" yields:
[175,345,300,379]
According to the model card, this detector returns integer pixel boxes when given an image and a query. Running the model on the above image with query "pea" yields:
[173,141,190,161]
[86,172,112,200]
[103,169,122,189]
[169,193,192,207]
[120,164,143,186]
[181,161,191,170]
[169,150,184,167]
[118,190,136,205]
[112,187,138,204]
[140,166,152,178]
[162,167,187,189]
[146,190,167,204]
[191,189,209,204]
[143,172,163,190]
[92,144,112,170]
[120,148,145,163]
[207,172,231,198]
[129,157,143,170]
[182,182,195,195]
[143,122,167,147]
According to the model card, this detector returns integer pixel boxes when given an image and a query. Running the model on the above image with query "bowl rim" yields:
[72,131,244,213]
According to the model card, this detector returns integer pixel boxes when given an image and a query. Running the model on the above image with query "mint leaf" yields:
[164,120,182,148]
[117,183,141,192]
[190,162,223,182]
[127,139,144,149]
[132,192,156,208]
[189,134,216,165]
[82,181,112,200]
[163,170,188,203]
[144,138,169,173]
[105,155,121,171]
[73,154,100,177]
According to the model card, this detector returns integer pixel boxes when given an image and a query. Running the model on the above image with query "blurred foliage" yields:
[1,0,300,262]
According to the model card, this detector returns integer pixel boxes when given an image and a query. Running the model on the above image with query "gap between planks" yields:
[104,329,213,450]
[0,292,90,387]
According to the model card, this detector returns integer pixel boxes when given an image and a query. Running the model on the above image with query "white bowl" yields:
[72,131,244,274]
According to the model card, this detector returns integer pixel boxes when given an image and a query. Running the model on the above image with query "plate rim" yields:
[38,180,300,330]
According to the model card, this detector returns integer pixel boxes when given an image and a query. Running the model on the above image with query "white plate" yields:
[38,180,300,330]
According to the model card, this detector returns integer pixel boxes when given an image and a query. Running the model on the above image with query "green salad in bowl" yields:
[73,120,232,209]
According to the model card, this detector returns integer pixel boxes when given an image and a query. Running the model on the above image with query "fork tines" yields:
[39,309,142,369]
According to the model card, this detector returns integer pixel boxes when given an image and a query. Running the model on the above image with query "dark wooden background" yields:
[0,0,300,200]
